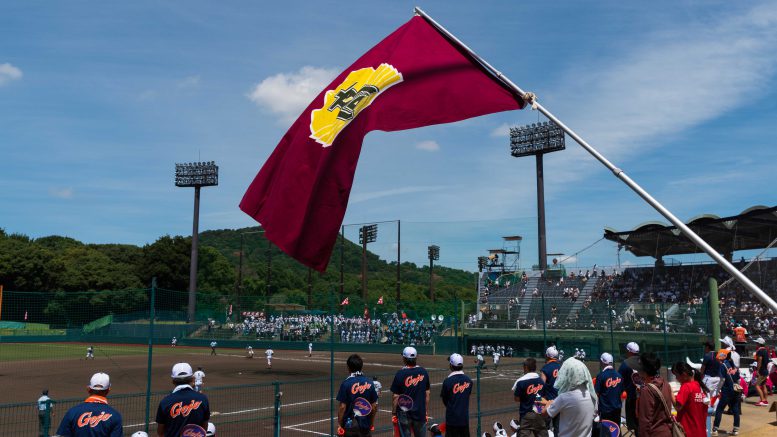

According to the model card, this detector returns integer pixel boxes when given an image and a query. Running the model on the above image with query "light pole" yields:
[428,245,440,302]
[359,224,378,301]
[175,161,218,322]
[510,122,565,271]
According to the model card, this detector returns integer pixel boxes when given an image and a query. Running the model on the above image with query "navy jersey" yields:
[440,372,472,427]
[594,367,624,414]
[755,347,770,376]
[618,361,637,398]
[56,396,122,437]
[155,386,210,437]
[540,360,561,400]
[702,351,721,378]
[719,361,738,395]
[336,374,378,430]
[513,373,544,418]
[390,366,431,421]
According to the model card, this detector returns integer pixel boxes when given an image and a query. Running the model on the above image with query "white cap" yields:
[545,346,559,358]
[754,337,766,345]
[89,373,110,390]
[449,353,464,366]
[171,362,193,378]
[402,346,417,359]
[206,422,216,436]
[720,336,735,350]
[132,432,149,437]
[600,353,613,364]
[626,342,640,353]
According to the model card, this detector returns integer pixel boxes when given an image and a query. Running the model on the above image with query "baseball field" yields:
[1,343,773,436]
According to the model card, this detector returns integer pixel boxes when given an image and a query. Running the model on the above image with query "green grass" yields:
[0,343,206,362]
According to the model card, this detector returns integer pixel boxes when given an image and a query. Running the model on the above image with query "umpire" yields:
[155,362,210,437]
[55,373,122,437]
[440,353,472,437]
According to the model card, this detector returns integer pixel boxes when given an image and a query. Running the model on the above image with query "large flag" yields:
[240,15,525,271]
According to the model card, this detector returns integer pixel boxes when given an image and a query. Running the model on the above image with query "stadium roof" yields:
[604,205,777,259]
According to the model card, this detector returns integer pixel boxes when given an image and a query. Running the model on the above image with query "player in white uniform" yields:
[492,351,500,371]
[246,345,254,358]
[171,337,177,347]
[193,367,205,392]
[308,342,313,357]
[265,348,274,368]
[210,341,217,355]
[475,353,486,370]
[86,345,94,359]
[372,376,382,398]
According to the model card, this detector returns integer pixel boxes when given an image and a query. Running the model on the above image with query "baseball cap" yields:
[600,352,614,364]
[545,346,559,358]
[402,346,417,359]
[89,373,110,390]
[206,422,216,436]
[171,362,193,378]
[754,337,766,345]
[449,353,464,366]
[132,432,149,437]
[626,342,640,354]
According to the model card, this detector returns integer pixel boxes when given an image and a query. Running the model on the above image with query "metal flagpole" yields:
[414,6,777,313]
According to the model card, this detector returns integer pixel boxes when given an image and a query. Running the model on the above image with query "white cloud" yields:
[177,75,200,88]
[247,66,338,123]
[490,123,510,138]
[49,187,74,199]
[350,185,447,204]
[415,140,440,152]
[0,63,22,86]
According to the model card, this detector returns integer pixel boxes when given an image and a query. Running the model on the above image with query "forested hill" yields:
[0,227,476,308]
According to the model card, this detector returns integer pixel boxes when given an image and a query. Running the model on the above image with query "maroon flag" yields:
[240,15,525,271]
[341,297,350,306]
[377,296,384,305]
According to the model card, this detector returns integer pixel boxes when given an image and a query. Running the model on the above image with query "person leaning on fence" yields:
[155,362,210,437]
[336,354,378,436]
[626,352,674,437]
[541,357,597,437]
[37,388,54,437]
[391,347,431,437]
[55,372,123,437]
[440,353,472,437]
[618,341,640,433]
[512,357,546,437]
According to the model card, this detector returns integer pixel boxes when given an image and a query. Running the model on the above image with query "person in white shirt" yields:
[246,345,254,358]
[308,342,313,357]
[210,341,217,355]
[193,367,206,392]
[493,351,501,371]
[266,348,274,368]
[541,357,597,437]
[37,389,53,437]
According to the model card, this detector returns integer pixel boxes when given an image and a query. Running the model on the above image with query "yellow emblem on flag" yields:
[310,63,403,147]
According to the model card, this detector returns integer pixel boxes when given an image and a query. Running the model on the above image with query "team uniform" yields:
[193,369,205,392]
[512,372,546,436]
[373,378,382,399]
[155,385,210,437]
[702,350,722,397]
[171,337,177,347]
[308,342,313,357]
[56,395,122,437]
[440,370,472,437]
[391,365,431,437]
[86,346,94,360]
[475,354,485,370]
[618,359,638,432]
[247,346,254,358]
[492,352,500,371]
[210,341,217,355]
[266,349,274,368]
[540,358,561,434]
[594,366,623,425]
[37,393,53,437]
[336,372,378,436]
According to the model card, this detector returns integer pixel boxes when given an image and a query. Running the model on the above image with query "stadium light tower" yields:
[175,161,218,322]
[428,245,440,302]
[359,224,378,301]
[510,121,565,271]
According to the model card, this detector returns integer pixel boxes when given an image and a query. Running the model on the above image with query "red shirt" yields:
[675,381,707,437]
[734,327,747,343]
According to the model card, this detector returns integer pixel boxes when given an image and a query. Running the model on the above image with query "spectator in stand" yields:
[672,361,708,437]
[627,352,673,437]
[753,337,771,406]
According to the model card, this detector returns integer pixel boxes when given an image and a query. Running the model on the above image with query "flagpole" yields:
[414,7,777,312]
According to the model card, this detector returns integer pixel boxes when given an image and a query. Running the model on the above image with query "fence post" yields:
[708,278,721,351]
[144,277,156,433]
[273,382,283,437]
[454,297,460,354]
[661,300,668,365]
[476,364,481,437]
[608,299,615,353]
[330,287,336,437]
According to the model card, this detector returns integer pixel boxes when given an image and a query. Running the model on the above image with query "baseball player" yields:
[475,353,486,370]
[171,337,177,347]
[594,352,623,426]
[210,341,217,355]
[266,348,274,368]
[309,342,313,357]
[512,358,545,437]
[373,376,382,399]
[56,372,123,437]
[336,354,378,436]
[193,367,206,393]
[390,347,431,437]
[246,345,254,358]
[492,350,501,371]
[156,362,210,437]
[440,353,472,437]
[86,345,95,360]
[539,346,561,434]
[37,389,54,437]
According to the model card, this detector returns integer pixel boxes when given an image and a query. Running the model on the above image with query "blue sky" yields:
[2,1,777,272]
